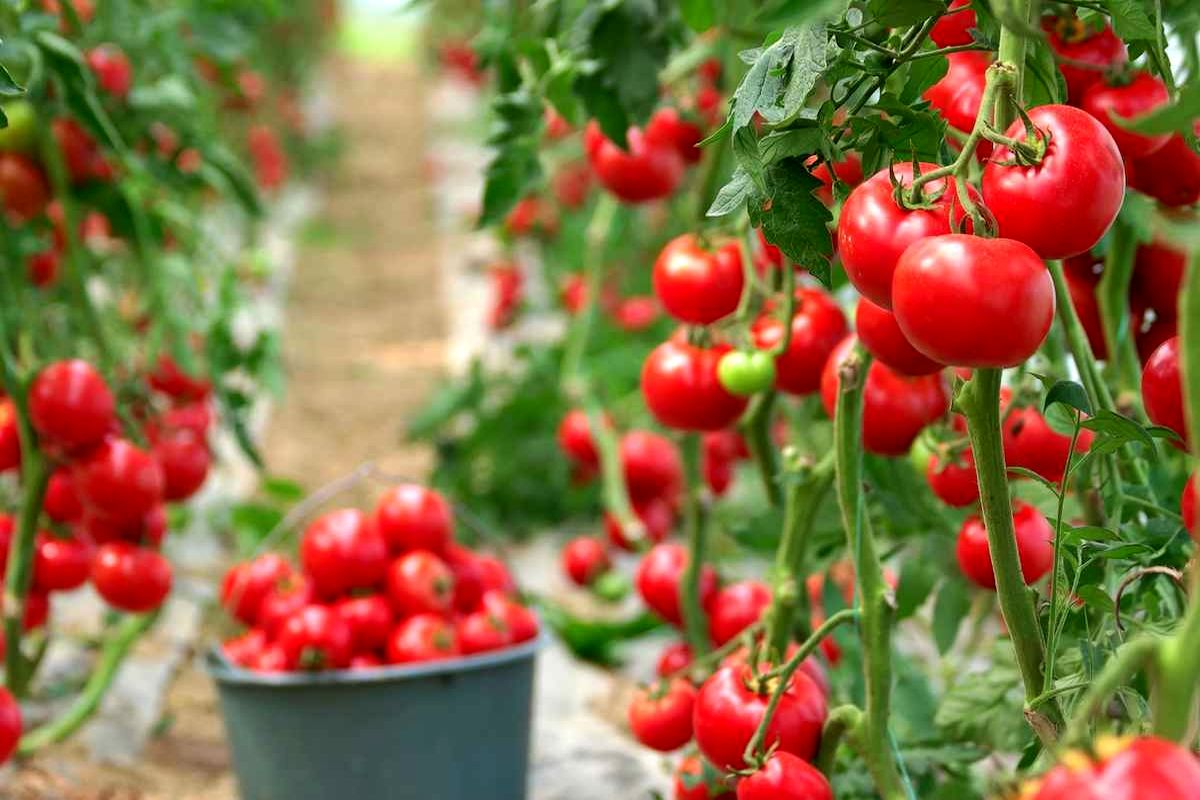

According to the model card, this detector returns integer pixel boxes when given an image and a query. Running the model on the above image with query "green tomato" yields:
[591,570,630,603]
[908,432,933,477]
[717,350,776,396]
[0,101,37,154]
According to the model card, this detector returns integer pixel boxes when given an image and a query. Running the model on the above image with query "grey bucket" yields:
[207,636,541,800]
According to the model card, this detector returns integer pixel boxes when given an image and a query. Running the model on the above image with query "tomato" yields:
[1031,736,1200,800]
[221,553,295,626]
[1043,16,1127,103]
[657,641,693,677]
[152,428,211,501]
[488,262,523,329]
[42,0,96,26]
[628,677,696,752]
[703,430,749,496]
[86,44,133,98]
[0,153,49,222]
[837,162,971,309]
[981,105,1124,260]
[544,107,573,141]
[222,629,268,668]
[1138,316,1177,365]
[252,644,291,673]
[373,484,454,555]
[653,234,744,325]
[926,448,979,507]
[349,653,383,670]
[0,400,19,473]
[1081,72,1171,160]
[0,100,37,154]
[1129,125,1200,208]
[605,496,675,551]
[43,468,83,523]
[693,663,827,770]
[457,607,513,654]
[248,124,289,191]
[552,160,593,209]
[751,288,848,396]
[855,298,943,376]
[27,249,59,288]
[930,0,976,47]
[621,430,683,503]
[52,118,106,184]
[1131,240,1186,319]
[1064,264,1110,359]
[956,501,1054,590]
[708,580,772,647]
[300,508,389,597]
[278,604,354,670]
[1003,404,1093,484]
[754,229,785,273]
[333,594,393,653]
[257,576,314,637]
[562,536,610,586]
[612,295,660,331]
[635,542,718,626]
[807,152,864,206]
[0,687,20,765]
[32,533,92,593]
[387,613,460,663]
[737,751,833,800]
[505,196,556,238]
[148,355,211,401]
[28,359,115,453]
[820,336,950,456]
[387,549,455,616]
[892,234,1055,367]
[1183,475,1197,541]
[476,555,517,596]
[674,754,736,800]
[1142,336,1186,448]
[557,409,600,470]
[160,401,213,439]
[643,340,749,431]
[924,52,992,156]
[584,121,685,204]
[480,590,539,643]
[91,542,172,612]
[645,107,705,165]
[0,516,12,575]
[72,438,165,525]
[717,350,776,396]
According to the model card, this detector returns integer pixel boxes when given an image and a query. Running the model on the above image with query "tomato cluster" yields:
[1024,736,1200,799]
[219,484,538,672]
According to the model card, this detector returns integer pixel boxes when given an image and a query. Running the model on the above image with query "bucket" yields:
[207,636,541,800]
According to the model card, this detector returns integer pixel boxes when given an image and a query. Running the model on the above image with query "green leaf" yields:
[1044,379,1092,416]
[128,76,197,113]
[1061,524,1122,546]
[1080,409,1155,448]
[733,126,766,192]
[1105,0,1158,40]
[1118,80,1200,136]
[932,577,970,655]
[478,86,545,228]
[759,126,824,162]
[1007,466,1061,493]
[745,157,833,285]
[678,0,716,31]
[868,0,944,28]
[0,64,24,98]
[707,168,754,217]
[898,54,949,104]
[732,23,833,135]
[260,476,306,503]
[896,556,937,620]
[935,647,1030,751]
[1074,585,1115,612]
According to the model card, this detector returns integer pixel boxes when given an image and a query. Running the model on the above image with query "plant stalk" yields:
[679,433,711,657]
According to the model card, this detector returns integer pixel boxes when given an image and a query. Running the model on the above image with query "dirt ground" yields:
[4,55,446,800]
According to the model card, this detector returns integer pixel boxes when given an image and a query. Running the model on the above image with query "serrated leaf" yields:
[936,647,1029,751]
[1044,379,1092,416]
[733,125,766,192]
[707,168,754,217]
[128,75,197,113]
[1105,0,1157,40]
[745,157,833,284]
[932,577,970,654]
[1097,543,1152,560]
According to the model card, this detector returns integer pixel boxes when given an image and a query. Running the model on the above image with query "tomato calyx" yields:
[890,160,949,211]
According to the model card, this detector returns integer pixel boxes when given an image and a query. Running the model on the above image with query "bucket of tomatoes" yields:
[207,477,542,800]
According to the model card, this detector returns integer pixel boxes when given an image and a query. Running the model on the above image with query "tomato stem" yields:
[559,194,618,398]
[2,448,49,699]
[586,400,643,545]
[1097,222,1146,415]
[679,433,711,657]
[742,390,782,506]
[815,704,864,776]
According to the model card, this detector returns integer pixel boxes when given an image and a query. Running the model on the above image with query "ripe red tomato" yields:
[708,580,772,646]
[643,340,749,431]
[152,428,211,501]
[220,553,295,626]
[892,234,1055,367]
[1081,72,1171,160]
[457,608,513,654]
[33,533,92,593]
[657,641,693,677]
[52,118,107,184]
[0,153,49,222]
[91,542,172,612]
[0,400,19,473]
[441,544,486,612]
[924,52,991,156]
[704,459,732,496]
[0,516,11,574]
[278,604,354,671]
[43,468,83,523]
[837,162,971,309]
[552,160,592,209]
[1138,316,1177,365]
[1131,240,1185,319]
[480,590,539,642]
[349,652,383,670]
[248,124,289,191]
[645,108,705,165]
[387,613,461,663]
[334,594,393,653]
[653,234,744,325]
[674,754,736,800]
[956,501,1054,590]
[557,409,600,470]
[703,430,749,496]
[0,687,20,765]
[820,336,950,456]
[584,121,685,204]
[982,105,1124,260]
[621,430,683,503]
[300,508,389,597]
[72,438,165,525]
[926,448,979,507]
[387,549,455,616]
[373,484,454,555]
[1043,16,1127,103]
[476,555,517,596]
[252,644,291,673]
[635,542,718,627]
[28,359,115,453]
[1003,405,1093,484]
[605,495,675,550]
[1129,125,1200,208]
[930,0,976,47]
[809,152,864,205]
[1063,264,1110,359]
[160,401,213,439]
[257,576,314,637]
[628,677,696,752]
[27,248,59,287]
[1182,475,1197,541]
[562,536,611,586]
[147,355,212,401]
[86,44,133,98]
[693,663,827,770]
[222,628,268,668]
[751,288,848,395]
[855,298,943,376]
[1031,736,1200,800]
[1142,336,1186,448]
[736,751,833,800]
[612,295,660,331]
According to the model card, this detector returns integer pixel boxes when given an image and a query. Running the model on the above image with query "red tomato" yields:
[674,754,736,800]
[152,428,211,501]
[52,118,106,184]
[652,234,744,325]
[924,52,992,156]
[956,501,1054,590]
[86,44,133,98]
[0,687,21,765]
[544,106,572,141]
[1064,264,1110,359]
[855,297,943,376]
[457,607,514,654]
[982,105,1125,260]
[628,677,696,752]
[28,359,115,454]
[1131,240,1186,319]
[557,409,600,470]
[220,553,295,626]
[754,229,785,273]
[1043,16,1128,103]
[41,0,95,26]
[1182,475,1197,541]
[27,249,60,287]
[373,484,454,555]
[708,580,772,647]
[820,336,950,456]
[642,340,749,431]
[72,439,165,525]
[837,162,971,309]
[926,448,979,507]
[222,628,268,668]
[561,536,610,586]
[605,496,675,551]
[751,288,848,395]
[645,108,705,165]
[1129,125,1200,208]
[1138,316,1177,365]
[552,160,593,209]
[737,751,833,800]
[252,644,291,673]
[0,153,49,222]
[32,533,92,592]
[349,653,383,670]
[91,542,172,612]
[257,576,314,637]
[387,613,460,664]
[1031,736,1200,800]
[808,152,863,206]
[505,196,556,238]
[148,355,211,401]
[693,664,827,770]
[476,555,517,596]
[930,0,976,47]
[635,542,718,627]
[247,124,289,191]
[1003,404,1093,484]
[278,604,353,671]
[1142,336,1186,448]
[621,431,683,503]
[892,234,1055,367]
[657,641,693,677]
[440,544,485,612]
[584,121,685,204]
[0,400,19,473]
[1081,72,1171,160]
[480,590,539,642]
[160,401,213,439]
[334,594,393,653]
[613,295,660,332]
[300,508,389,597]
[43,468,83,523]
[387,549,455,616]
[0,516,11,574]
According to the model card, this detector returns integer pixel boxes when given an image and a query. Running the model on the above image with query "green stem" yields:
[742,390,781,506]
[559,195,618,397]
[586,400,642,544]
[1065,635,1158,745]
[1042,417,1082,695]
[3,452,50,698]
[816,704,864,776]
[679,433,710,657]
[1097,222,1143,409]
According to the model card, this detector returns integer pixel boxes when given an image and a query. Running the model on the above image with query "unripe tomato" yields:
[300,508,389,597]
[33,533,92,592]
[1129,125,1200,208]
[982,105,1125,260]
[1182,475,1197,541]
[708,580,771,646]
[892,234,1055,367]
[0,687,20,765]
[457,607,514,654]
[926,448,979,507]
[605,495,675,550]
[1003,404,1093,484]
[635,542,717,627]
[930,0,976,47]
[28,359,115,454]
[620,431,683,503]
[387,549,455,616]
[373,484,454,555]
[736,751,833,800]
[956,501,1054,590]
[333,593,393,653]
[1043,16,1128,103]
[277,604,354,671]
[86,44,133,98]
[73,439,165,525]
[388,613,460,664]
[652,234,744,325]
[642,340,749,432]
[220,553,295,626]
[674,754,736,800]
[0,153,49,222]
[628,677,697,752]
[1131,240,1186,319]
[584,121,685,204]
[924,52,992,156]
[717,350,776,396]
[0,100,37,153]
[1081,72,1171,160]
[855,298,943,376]
[561,536,611,586]
[837,162,972,309]
[644,107,705,165]
[1142,336,1186,448]
[152,428,211,501]
[91,542,172,613]
[751,288,848,395]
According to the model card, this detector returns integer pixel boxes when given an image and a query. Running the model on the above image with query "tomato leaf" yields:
[707,167,754,217]
[935,645,1031,751]
[745,158,833,286]
[478,87,545,228]
[931,576,970,655]
[1080,409,1155,448]
[1074,585,1115,612]
[678,0,716,32]
[1043,379,1092,417]
[0,64,24,98]
[867,0,943,28]
[1104,0,1158,41]
[895,556,937,620]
